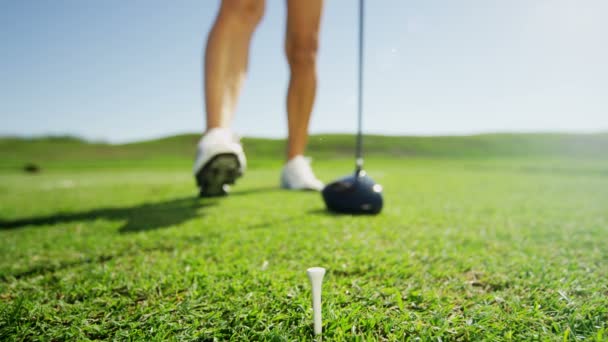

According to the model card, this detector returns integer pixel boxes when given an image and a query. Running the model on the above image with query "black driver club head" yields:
[321,170,383,215]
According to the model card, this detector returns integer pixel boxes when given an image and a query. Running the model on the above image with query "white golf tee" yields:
[307,267,326,336]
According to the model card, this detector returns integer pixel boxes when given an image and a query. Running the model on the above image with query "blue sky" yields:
[1,0,607,143]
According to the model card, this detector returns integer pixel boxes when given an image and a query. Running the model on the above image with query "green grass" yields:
[1,134,607,340]
[2,132,608,171]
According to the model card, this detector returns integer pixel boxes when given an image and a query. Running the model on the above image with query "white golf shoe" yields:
[280,155,324,191]
[193,128,246,197]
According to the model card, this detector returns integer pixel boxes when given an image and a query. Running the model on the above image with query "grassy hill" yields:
[1,132,607,171]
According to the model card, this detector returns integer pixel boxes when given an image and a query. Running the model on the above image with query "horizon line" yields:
[1,129,607,145]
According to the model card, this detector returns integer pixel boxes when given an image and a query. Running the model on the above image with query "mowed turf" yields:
[1,136,608,340]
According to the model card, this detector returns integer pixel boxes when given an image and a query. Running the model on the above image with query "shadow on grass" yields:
[307,208,342,216]
[0,196,216,233]
[228,186,283,196]
[307,208,382,217]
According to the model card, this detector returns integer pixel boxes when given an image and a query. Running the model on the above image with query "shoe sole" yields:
[196,153,242,197]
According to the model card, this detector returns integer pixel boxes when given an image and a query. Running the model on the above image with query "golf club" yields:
[321,0,383,215]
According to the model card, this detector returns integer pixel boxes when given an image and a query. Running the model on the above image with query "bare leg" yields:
[285,0,324,160]
[204,0,265,131]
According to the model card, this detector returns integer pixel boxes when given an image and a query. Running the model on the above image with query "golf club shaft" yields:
[355,0,364,175]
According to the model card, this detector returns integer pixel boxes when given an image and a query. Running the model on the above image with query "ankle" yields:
[205,125,227,134]
[286,155,306,165]
[288,150,308,161]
